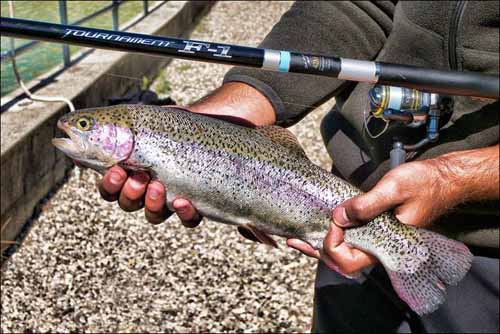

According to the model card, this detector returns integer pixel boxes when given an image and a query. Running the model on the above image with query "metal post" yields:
[143,0,149,16]
[58,0,70,67]
[112,0,119,31]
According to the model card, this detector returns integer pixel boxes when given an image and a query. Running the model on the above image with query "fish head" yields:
[52,108,134,172]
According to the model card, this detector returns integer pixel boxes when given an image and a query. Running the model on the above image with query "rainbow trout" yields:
[52,105,472,315]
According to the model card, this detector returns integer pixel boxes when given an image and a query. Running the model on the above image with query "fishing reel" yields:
[367,85,454,168]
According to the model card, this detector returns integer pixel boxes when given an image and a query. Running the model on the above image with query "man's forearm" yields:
[434,145,500,205]
[188,82,276,126]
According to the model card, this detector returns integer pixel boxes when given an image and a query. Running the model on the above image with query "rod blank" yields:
[1,17,498,99]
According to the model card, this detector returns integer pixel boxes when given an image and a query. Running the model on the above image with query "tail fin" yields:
[385,229,473,315]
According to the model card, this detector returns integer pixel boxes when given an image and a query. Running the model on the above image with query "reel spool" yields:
[367,85,454,168]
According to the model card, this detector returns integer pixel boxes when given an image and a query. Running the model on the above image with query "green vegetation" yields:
[177,64,192,72]
[141,75,150,90]
[1,1,160,97]
[154,70,172,96]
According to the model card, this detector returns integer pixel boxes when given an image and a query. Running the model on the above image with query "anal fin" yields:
[241,224,278,248]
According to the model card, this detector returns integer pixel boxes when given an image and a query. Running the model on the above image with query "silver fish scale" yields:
[344,215,429,273]
[121,106,431,272]
[135,128,335,241]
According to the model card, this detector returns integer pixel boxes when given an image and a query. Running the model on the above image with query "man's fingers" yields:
[145,180,173,224]
[324,223,343,247]
[333,179,403,227]
[97,167,204,228]
[287,239,321,259]
[145,180,167,212]
[145,207,173,224]
[287,225,341,260]
[98,166,127,202]
[287,225,377,276]
[332,193,387,227]
[319,224,351,275]
[118,172,149,212]
[323,240,378,275]
[173,198,202,228]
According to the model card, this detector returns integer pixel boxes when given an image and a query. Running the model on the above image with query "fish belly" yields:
[150,144,333,243]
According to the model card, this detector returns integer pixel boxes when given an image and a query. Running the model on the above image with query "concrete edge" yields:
[1,1,214,254]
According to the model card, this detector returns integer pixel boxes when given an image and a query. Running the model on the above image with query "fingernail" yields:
[333,207,351,227]
[341,207,349,222]
[130,173,148,188]
[173,202,188,214]
[173,199,190,212]
[149,188,160,200]
[110,171,123,184]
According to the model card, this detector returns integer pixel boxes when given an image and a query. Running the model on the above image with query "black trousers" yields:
[311,256,499,333]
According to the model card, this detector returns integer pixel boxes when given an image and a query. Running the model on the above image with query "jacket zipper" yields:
[448,1,466,70]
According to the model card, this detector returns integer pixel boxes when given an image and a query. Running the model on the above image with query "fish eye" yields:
[76,117,91,131]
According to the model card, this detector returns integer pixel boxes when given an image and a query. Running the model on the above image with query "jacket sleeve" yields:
[223,1,396,126]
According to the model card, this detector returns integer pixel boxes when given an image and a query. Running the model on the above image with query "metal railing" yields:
[1,0,167,65]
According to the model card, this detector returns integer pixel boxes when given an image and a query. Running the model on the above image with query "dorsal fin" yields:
[255,126,307,157]
[186,110,257,128]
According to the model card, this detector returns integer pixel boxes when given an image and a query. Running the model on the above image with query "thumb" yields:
[333,180,402,227]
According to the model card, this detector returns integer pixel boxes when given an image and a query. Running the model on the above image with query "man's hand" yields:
[288,146,499,276]
[97,82,276,227]
[98,167,202,227]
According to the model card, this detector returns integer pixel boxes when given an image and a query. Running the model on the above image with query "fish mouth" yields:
[52,120,85,157]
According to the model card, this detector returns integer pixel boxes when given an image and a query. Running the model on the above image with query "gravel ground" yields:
[1,2,335,333]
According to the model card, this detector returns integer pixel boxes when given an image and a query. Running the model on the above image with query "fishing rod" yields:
[1,16,498,100]
[1,16,498,166]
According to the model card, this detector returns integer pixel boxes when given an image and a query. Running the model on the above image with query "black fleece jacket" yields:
[224,1,498,126]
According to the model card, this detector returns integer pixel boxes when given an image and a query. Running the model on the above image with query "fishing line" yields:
[363,105,390,139]
[6,1,75,112]
[104,72,143,82]
[103,67,333,110]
